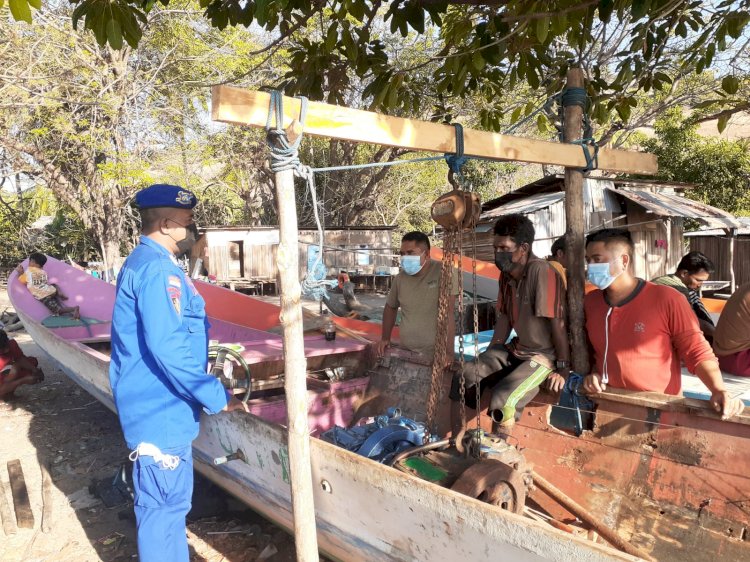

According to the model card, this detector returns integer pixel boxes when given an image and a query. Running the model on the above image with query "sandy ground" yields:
[0,288,305,562]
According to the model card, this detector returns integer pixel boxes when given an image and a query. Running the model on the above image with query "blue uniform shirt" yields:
[110,236,228,450]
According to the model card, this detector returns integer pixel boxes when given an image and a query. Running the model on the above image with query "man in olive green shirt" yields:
[377,232,458,359]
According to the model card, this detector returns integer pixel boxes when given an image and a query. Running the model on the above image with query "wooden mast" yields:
[562,68,590,375]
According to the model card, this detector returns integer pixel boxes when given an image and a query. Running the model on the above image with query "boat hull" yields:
[12,301,633,561]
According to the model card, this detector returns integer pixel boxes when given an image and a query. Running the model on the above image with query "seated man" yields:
[652,251,715,342]
[713,282,750,376]
[0,330,43,401]
[582,229,743,419]
[547,235,597,294]
[377,231,457,359]
[16,253,80,319]
[450,214,570,439]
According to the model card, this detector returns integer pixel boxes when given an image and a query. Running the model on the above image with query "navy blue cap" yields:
[135,184,197,209]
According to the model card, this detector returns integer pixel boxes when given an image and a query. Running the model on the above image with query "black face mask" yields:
[176,223,199,257]
[494,251,515,273]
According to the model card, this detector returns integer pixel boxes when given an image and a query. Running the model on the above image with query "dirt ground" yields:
[0,287,305,562]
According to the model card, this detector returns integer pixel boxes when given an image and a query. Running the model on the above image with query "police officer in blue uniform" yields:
[110,184,248,562]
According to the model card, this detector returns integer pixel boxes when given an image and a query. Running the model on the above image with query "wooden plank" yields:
[0,478,17,536]
[7,459,34,529]
[212,86,658,175]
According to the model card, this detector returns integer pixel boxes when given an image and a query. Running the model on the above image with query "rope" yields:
[559,86,599,172]
[265,91,328,301]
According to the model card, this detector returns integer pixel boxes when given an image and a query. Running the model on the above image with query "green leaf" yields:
[27,0,40,9]
[599,0,614,23]
[631,0,650,20]
[9,0,32,23]
[722,75,740,95]
[717,114,729,133]
[535,16,549,43]
[471,50,485,72]
[106,18,123,50]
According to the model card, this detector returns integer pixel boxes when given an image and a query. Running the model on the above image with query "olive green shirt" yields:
[386,261,459,356]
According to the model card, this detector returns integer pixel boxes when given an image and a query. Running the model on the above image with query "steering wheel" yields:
[208,345,252,404]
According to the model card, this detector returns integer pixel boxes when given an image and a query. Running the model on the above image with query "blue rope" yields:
[560,86,599,173]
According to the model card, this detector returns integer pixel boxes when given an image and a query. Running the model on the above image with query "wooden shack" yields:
[470,175,740,281]
[193,225,396,294]
[685,218,750,292]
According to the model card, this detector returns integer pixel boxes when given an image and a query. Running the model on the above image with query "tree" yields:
[18,0,747,133]
[641,107,750,216]
[0,4,269,267]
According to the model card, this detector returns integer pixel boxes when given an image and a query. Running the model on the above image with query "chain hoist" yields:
[425,126,482,452]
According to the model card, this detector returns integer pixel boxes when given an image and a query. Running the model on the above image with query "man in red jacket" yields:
[582,229,743,419]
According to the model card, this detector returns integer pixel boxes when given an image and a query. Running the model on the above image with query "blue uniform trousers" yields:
[132,445,193,562]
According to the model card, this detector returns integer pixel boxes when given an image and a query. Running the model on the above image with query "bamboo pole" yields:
[563,68,590,375]
[275,164,319,561]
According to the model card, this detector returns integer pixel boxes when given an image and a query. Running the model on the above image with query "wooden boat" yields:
[10,257,750,561]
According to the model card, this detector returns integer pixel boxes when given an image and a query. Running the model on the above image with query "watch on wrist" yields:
[555,360,569,370]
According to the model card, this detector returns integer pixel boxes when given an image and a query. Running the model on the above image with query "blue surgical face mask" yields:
[401,254,424,276]
[587,262,621,289]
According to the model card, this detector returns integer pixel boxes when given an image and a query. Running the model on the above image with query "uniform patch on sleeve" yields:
[168,275,182,288]
[167,286,181,315]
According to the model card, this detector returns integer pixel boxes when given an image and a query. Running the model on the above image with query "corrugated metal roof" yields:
[611,188,741,229]
[482,191,565,219]
[685,217,750,236]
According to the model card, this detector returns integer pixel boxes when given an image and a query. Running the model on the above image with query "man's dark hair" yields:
[0,330,8,349]
[493,214,535,246]
[401,231,430,250]
[29,252,47,267]
[585,228,634,256]
[140,207,167,232]
[551,236,566,257]
[677,251,715,275]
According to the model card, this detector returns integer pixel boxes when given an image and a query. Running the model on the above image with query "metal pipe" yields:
[532,471,655,561]
[387,438,451,466]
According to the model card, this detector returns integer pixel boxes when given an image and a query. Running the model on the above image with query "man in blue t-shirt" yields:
[110,184,248,562]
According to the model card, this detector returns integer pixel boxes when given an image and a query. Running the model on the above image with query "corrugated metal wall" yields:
[689,235,750,288]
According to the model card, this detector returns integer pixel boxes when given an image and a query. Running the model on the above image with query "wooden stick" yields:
[0,478,17,536]
[563,69,590,376]
[7,459,34,529]
[212,86,658,175]
[275,164,319,560]
[40,461,53,534]
[532,471,654,561]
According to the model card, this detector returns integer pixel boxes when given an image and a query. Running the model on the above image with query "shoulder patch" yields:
[167,286,181,315]
[168,275,182,288]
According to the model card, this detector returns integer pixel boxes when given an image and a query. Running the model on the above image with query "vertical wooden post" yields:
[275,166,319,561]
[728,228,737,294]
[563,68,590,375]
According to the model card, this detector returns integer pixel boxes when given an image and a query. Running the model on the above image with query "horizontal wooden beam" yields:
[212,86,658,175]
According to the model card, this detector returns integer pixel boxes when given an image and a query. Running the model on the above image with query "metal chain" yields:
[471,225,482,445]
[456,228,466,431]
[425,230,456,435]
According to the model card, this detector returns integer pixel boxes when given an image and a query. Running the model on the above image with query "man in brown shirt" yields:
[378,232,458,359]
[713,282,750,376]
[450,214,570,438]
